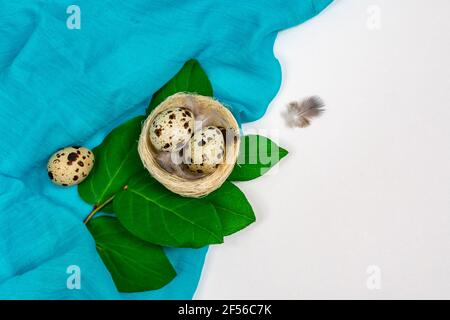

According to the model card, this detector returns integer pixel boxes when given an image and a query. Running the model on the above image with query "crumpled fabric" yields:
[0,0,332,299]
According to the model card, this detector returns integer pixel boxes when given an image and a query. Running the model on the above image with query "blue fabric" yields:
[0,0,332,299]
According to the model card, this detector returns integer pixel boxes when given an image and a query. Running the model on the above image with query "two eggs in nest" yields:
[150,107,225,174]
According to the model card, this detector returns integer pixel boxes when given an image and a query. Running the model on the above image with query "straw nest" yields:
[138,93,240,198]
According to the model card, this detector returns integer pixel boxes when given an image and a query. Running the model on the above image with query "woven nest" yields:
[138,93,240,198]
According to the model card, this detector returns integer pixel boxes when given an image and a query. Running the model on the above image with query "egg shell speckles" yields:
[150,107,194,152]
[186,126,225,174]
[47,146,94,186]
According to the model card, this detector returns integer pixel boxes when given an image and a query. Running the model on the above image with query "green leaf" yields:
[228,135,288,181]
[114,173,223,248]
[206,181,255,236]
[78,116,146,207]
[87,216,176,292]
[147,59,213,114]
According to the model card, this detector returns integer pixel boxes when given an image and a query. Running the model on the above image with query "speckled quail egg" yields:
[47,146,95,186]
[186,126,225,174]
[150,107,194,152]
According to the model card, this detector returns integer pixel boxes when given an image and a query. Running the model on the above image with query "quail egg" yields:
[47,146,94,186]
[186,126,225,174]
[150,107,194,152]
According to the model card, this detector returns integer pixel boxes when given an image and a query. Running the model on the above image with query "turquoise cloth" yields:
[0,0,332,299]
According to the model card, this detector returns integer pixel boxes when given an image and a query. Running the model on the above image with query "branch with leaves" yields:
[77,60,288,292]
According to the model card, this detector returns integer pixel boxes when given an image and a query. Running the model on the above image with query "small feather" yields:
[284,96,325,128]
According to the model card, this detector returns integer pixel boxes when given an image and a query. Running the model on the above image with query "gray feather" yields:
[284,96,325,128]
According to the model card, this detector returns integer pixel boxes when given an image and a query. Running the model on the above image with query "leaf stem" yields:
[83,194,116,225]
[83,186,128,225]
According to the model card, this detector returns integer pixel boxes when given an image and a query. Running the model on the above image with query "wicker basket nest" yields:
[138,93,240,198]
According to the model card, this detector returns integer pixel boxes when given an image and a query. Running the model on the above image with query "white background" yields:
[195,0,450,299]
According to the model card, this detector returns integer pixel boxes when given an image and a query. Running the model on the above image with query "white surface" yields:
[195,0,450,299]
